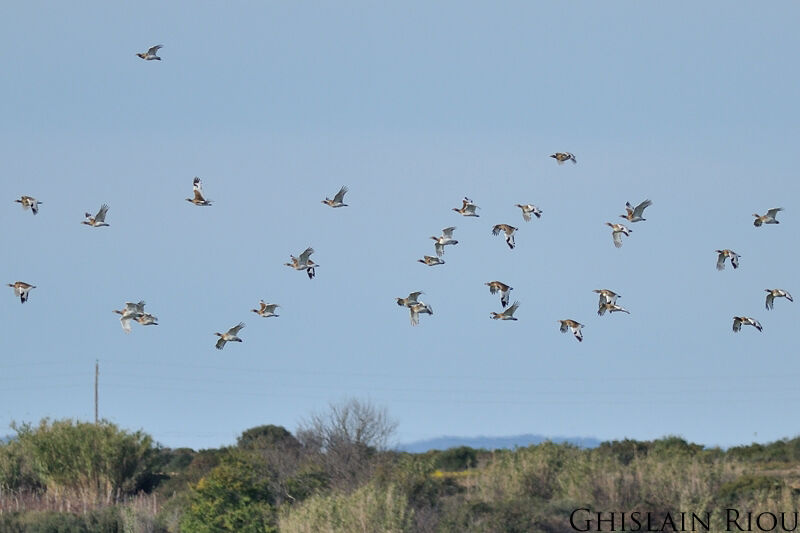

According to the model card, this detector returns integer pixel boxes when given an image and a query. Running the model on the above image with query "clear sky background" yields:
[1,2,798,450]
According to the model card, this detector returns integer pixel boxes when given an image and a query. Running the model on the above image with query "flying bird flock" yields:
[6,45,793,350]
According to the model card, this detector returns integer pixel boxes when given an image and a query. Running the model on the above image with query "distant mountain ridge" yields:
[397,434,601,453]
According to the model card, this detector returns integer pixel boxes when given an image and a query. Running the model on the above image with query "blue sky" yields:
[1,2,799,450]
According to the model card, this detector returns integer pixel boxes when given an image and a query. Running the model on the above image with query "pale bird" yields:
[408,302,433,326]
[135,313,159,326]
[606,223,631,248]
[515,204,542,222]
[491,224,518,249]
[285,247,317,279]
[83,204,110,227]
[598,302,630,316]
[753,208,783,227]
[112,301,146,333]
[765,289,793,310]
[485,281,513,308]
[252,300,280,317]
[137,45,163,61]
[431,227,458,257]
[490,301,520,321]
[715,249,740,271]
[81,204,109,228]
[452,197,479,217]
[621,199,652,222]
[15,196,42,215]
[396,291,424,308]
[732,316,762,333]
[215,322,245,349]
[550,152,576,164]
[322,186,348,208]
[186,177,212,206]
[418,255,445,266]
[8,281,35,304]
[559,319,584,342]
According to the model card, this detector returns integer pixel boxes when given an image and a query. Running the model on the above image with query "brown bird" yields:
[491,224,518,249]
[765,289,792,310]
[485,281,513,308]
[418,255,445,266]
[550,152,576,164]
[452,197,479,217]
[559,319,584,342]
[186,177,212,206]
[251,300,280,317]
[135,313,159,326]
[8,281,35,304]
[732,316,762,333]
[753,208,783,227]
[15,196,42,215]
[408,302,433,326]
[598,302,630,316]
[593,289,620,306]
[515,204,542,222]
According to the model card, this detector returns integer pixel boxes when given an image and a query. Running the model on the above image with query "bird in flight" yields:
[8,281,35,304]
[715,249,740,271]
[431,227,458,257]
[186,177,212,206]
[765,289,792,310]
[620,199,652,222]
[15,196,42,215]
[492,224,518,249]
[515,204,542,222]
[137,45,163,61]
[559,319,584,342]
[732,316,762,333]
[485,281,513,308]
[490,301,520,321]
[408,302,433,326]
[83,204,110,227]
[396,291,424,308]
[550,152,576,164]
[322,186,349,208]
[113,301,146,333]
[285,247,318,279]
[215,322,245,349]
[753,207,783,227]
[418,255,445,266]
[606,223,631,248]
[452,197,479,217]
[135,313,159,326]
[598,301,630,316]
[252,300,280,318]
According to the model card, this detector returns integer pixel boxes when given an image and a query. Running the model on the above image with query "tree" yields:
[180,450,277,533]
[296,398,397,490]
[237,425,299,451]
[8,418,156,505]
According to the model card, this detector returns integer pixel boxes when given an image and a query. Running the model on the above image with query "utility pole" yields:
[94,360,99,424]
